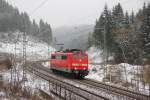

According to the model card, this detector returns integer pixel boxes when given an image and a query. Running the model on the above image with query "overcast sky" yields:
[7,0,149,28]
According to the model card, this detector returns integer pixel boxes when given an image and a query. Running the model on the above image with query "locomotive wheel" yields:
[78,74,85,79]
[71,73,77,79]
[51,69,57,73]
[72,73,84,79]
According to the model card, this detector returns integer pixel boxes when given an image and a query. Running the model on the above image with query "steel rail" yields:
[28,62,150,100]
[27,65,108,100]
[84,79,150,100]
[73,79,149,100]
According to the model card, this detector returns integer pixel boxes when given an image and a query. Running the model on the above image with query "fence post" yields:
[69,91,72,100]
[64,87,66,100]
[59,84,61,100]
[49,80,51,93]
[56,83,57,94]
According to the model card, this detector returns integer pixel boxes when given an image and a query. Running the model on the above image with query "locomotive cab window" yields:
[73,54,86,60]
[73,54,79,59]
[62,55,67,60]
[51,55,56,59]
[56,55,61,60]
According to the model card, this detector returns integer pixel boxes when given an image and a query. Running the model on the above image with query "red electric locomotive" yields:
[50,49,89,78]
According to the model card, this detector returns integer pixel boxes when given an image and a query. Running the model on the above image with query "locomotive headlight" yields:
[82,64,88,66]
[72,63,88,66]
[72,63,78,66]
[74,67,77,70]
[83,67,86,70]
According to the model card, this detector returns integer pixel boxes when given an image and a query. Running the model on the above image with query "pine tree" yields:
[0,0,53,44]
[20,12,31,33]
[31,20,39,35]
[103,5,115,53]
[140,3,150,60]
[124,11,130,28]
[93,15,105,48]
[130,11,135,24]
[93,4,116,60]
[39,19,53,44]
[87,32,93,48]
[90,2,150,64]
[111,3,127,63]
[112,3,124,28]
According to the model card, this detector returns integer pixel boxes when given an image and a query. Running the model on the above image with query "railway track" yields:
[73,79,149,100]
[27,62,150,100]
[39,89,53,100]
[27,62,108,100]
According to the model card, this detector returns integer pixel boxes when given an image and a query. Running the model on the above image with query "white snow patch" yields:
[42,61,50,68]
[86,64,104,81]
[0,92,6,96]
[1,63,50,96]
[88,47,103,63]
[86,47,149,95]
[0,32,56,61]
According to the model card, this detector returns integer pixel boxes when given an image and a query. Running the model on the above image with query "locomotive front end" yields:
[71,51,89,78]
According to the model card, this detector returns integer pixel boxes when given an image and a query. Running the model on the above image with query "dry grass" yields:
[143,65,150,84]
[0,81,47,100]
[0,58,12,70]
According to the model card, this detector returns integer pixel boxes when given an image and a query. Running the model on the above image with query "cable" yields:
[69,0,131,42]
[69,0,131,26]
[29,0,49,16]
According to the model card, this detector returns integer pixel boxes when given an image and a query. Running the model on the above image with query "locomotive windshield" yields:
[63,49,82,53]
[73,53,87,60]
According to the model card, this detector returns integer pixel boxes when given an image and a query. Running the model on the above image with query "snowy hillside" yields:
[0,32,55,61]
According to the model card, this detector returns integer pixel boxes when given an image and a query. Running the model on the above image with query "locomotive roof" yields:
[52,49,83,54]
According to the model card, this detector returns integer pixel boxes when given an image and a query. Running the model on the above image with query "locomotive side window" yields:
[73,54,78,59]
[73,54,86,60]
[52,55,67,60]
[56,55,61,60]
[51,55,56,59]
[62,55,67,60]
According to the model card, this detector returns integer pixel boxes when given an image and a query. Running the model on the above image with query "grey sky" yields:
[7,0,149,28]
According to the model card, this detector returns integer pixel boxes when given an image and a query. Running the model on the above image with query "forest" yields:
[0,0,53,44]
[0,0,150,64]
[89,3,150,64]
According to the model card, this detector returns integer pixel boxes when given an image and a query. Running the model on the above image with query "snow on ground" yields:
[2,63,51,97]
[0,32,55,61]
[42,61,50,68]
[0,92,5,97]
[86,47,105,81]
[0,32,56,98]
[86,47,150,95]
[85,64,105,82]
